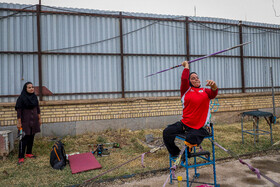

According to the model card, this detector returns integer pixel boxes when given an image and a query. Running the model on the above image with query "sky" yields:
[1,0,280,25]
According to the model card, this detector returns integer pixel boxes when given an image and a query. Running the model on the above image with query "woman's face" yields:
[26,84,35,94]
[190,73,201,88]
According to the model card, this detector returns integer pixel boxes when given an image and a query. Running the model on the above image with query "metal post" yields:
[211,125,218,187]
[186,160,189,187]
[194,147,197,176]
[169,154,173,184]
[256,117,259,143]
[270,67,276,116]
[36,4,43,101]
[270,66,275,143]
[270,121,273,145]
[238,21,245,93]
[185,17,190,61]
[253,117,256,146]
[119,12,125,98]
[241,115,244,143]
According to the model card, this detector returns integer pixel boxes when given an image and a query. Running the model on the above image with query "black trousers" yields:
[163,121,209,156]
[18,134,35,158]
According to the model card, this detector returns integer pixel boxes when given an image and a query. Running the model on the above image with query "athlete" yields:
[163,61,218,157]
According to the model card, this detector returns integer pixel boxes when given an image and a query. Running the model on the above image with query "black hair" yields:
[15,82,38,110]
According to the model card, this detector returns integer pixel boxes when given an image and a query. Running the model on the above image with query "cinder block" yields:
[0,130,14,158]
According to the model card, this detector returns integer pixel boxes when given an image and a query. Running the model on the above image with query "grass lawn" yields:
[0,119,279,186]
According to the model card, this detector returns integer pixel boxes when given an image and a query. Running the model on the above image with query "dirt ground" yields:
[95,151,280,187]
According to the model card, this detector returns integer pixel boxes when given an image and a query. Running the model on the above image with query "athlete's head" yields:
[189,72,201,88]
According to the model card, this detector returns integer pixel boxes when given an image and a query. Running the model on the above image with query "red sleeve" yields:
[180,68,190,98]
[205,88,218,99]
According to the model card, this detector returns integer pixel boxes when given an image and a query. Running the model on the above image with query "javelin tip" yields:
[227,41,251,50]
[238,41,252,47]
[242,41,252,45]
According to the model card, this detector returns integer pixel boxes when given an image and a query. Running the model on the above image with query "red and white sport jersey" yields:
[180,68,218,129]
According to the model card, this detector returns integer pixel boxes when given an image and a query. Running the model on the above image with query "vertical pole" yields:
[241,115,244,143]
[270,122,273,144]
[211,125,218,186]
[36,4,43,101]
[169,154,173,184]
[238,21,245,93]
[270,67,276,116]
[253,117,256,146]
[256,117,259,143]
[119,12,125,98]
[185,17,190,61]
[194,147,197,175]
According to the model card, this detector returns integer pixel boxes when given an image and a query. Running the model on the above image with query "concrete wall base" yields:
[1,107,279,139]
[0,115,181,139]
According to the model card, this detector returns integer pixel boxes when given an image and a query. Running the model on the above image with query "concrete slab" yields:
[104,153,280,187]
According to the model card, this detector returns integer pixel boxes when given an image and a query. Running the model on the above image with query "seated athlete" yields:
[163,61,218,157]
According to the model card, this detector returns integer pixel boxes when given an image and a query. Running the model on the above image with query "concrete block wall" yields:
[0,97,182,126]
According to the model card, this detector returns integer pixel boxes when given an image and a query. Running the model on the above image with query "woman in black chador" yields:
[15,82,41,165]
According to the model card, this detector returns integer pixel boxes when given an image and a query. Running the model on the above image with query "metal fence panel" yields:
[242,26,280,58]
[0,4,37,52]
[190,56,242,94]
[42,55,122,100]
[41,13,120,53]
[123,18,186,55]
[189,19,240,56]
[124,56,185,98]
[0,54,39,102]
[244,58,280,93]
[1,3,280,102]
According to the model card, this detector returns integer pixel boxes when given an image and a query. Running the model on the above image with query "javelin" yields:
[145,41,251,78]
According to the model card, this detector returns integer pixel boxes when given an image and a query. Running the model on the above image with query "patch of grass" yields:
[0,121,279,186]
[96,136,107,144]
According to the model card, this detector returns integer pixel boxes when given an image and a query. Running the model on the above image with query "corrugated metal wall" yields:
[188,18,242,94]
[41,15,120,53]
[122,17,186,98]
[40,10,122,101]
[242,22,280,93]
[0,54,39,99]
[1,3,280,102]
[42,55,122,101]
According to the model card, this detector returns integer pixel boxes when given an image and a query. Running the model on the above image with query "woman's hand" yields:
[17,119,22,130]
[181,61,189,69]
[206,80,218,91]
[38,114,42,126]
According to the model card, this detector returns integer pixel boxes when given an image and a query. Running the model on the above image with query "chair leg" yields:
[169,154,173,184]
[212,137,218,186]
[211,125,220,187]
[171,133,220,187]
[186,151,190,187]
[193,147,199,178]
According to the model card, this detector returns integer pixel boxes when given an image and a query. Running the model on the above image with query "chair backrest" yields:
[210,98,219,113]
[207,98,219,125]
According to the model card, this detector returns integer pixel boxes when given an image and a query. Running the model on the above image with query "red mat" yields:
[68,152,102,174]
